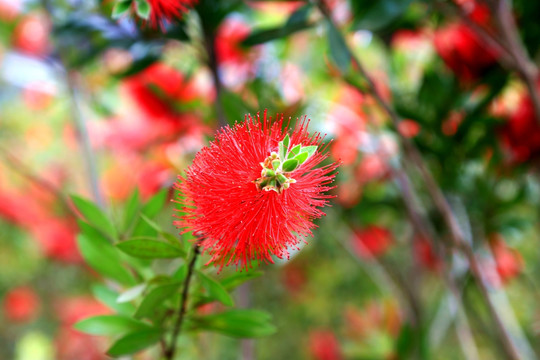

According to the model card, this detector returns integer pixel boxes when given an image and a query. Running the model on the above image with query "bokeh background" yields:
[1,0,540,359]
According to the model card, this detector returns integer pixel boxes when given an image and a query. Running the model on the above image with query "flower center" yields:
[254,134,318,193]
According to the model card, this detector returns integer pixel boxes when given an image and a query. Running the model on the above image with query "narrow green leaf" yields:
[135,0,150,20]
[220,271,263,291]
[107,329,162,357]
[117,239,185,259]
[117,284,146,303]
[300,145,318,157]
[197,271,234,307]
[132,190,168,237]
[278,140,286,161]
[193,310,276,338]
[326,20,351,74]
[71,195,117,239]
[92,285,135,315]
[75,315,152,336]
[172,264,187,282]
[287,144,302,159]
[77,232,136,286]
[282,134,290,151]
[294,151,309,165]
[140,214,162,233]
[134,282,181,319]
[123,188,140,232]
[112,0,132,19]
[281,159,299,172]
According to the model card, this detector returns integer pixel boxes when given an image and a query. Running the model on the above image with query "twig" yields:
[314,1,523,358]
[165,242,201,360]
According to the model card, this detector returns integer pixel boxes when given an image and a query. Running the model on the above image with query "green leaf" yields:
[77,230,136,286]
[134,282,181,319]
[281,159,299,172]
[192,310,276,338]
[294,151,309,165]
[140,214,162,232]
[132,190,168,237]
[107,329,162,357]
[92,285,135,315]
[117,284,146,303]
[287,144,302,159]
[117,238,185,259]
[123,188,140,232]
[300,145,318,157]
[351,0,413,31]
[220,271,263,291]
[75,315,152,336]
[197,271,234,306]
[282,134,290,151]
[278,139,286,160]
[71,195,117,239]
[112,0,132,19]
[135,0,150,20]
[326,21,351,74]
[172,264,187,281]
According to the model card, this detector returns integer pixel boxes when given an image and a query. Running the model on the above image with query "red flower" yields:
[2,286,40,323]
[414,237,442,272]
[174,110,339,270]
[490,237,523,285]
[308,330,343,360]
[145,0,198,29]
[352,226,393,259]
[433,3,498,81]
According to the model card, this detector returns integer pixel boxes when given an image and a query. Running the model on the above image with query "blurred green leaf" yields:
[117,284,146,303]
[77,224,136,286]
[117,238,186,259]
[197,271,234,307]
[351,0,413,31]
[220,271,263,291]
[123,189,141,232]
[92,285,136,315]
[107,329,162,357]
[112,0,132,19]
[135,282,181,319]
[135,0,150,20]
[192,310,276,338]
[326,21,351,74]
[75,315,152,336]
[132,189,168,237]
[71,195,117,239]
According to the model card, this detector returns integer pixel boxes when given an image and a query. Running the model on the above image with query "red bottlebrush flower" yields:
[30,218,81,263]
[352,226,393,259]
[499,80,540,162]
[174,111,339,271]
[414,237,442,272]
[490,237,523,285]
[2,286,40,323]
[145,0,198,29]
[397,119,421,138]
[433,3,498,81]
[12,14,50,57]
[308,330,343,360]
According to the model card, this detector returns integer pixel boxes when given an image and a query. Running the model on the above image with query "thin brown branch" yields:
[165,242,201,360]
[315,1,523,358]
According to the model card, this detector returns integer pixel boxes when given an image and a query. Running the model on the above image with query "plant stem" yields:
[165,242,201,360]
[315,1,523,358]
[202,25,228,128]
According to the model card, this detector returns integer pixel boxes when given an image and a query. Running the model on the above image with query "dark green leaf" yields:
[197,271,234,307]
[77,231,136,286]
[132,190,168,237]
[326,21,351,74]
[134,282,181,319]
[71,195,117,239]
[192,310,276,338]
[282,159,299,172]
[135,0,150,20]
[351,0,413,31]
[107,329,162,357]
[75,315,152,336]
[117,238,185,259]
[112,0,132,19]
[92,285,136,315]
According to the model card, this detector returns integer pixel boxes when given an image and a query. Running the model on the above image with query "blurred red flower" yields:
[2,286,40,323]
[414,237,442,272]
[30,218,81,263]
[352,226,393,259]
[12,14,50,57]
[499,80,540,162]
[175,111,339,270]
[397,119,421,138]
[146,0,198,29]
[490,237,523,285]
[308,330,343,360]
[433,3,498,81]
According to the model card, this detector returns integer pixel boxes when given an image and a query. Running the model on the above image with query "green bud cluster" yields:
[254,134,318,193]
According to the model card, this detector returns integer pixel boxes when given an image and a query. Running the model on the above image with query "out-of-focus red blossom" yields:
[12,14,50,57]
[414,237,442,272]
[442,111,464,136]
[282,262,308,296]
[144,0,198,29]
[30,219,81,263]
[308,330,343,360]
[2,286,40,323]
[22,84,54,111]
[391,29,428,52]
[0,0,22,22]
[499,80,540,162]
[355,154,390,183]
[247,0,304,14]
[336,177,362,208]
[55,297,110,360]
[489,236,523,285]
[433,3,498,81]
[122,63,205,121]
[352,226,393,259]
[174,111,339,270]
[397,119,421,138]
[344,301,402,340]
